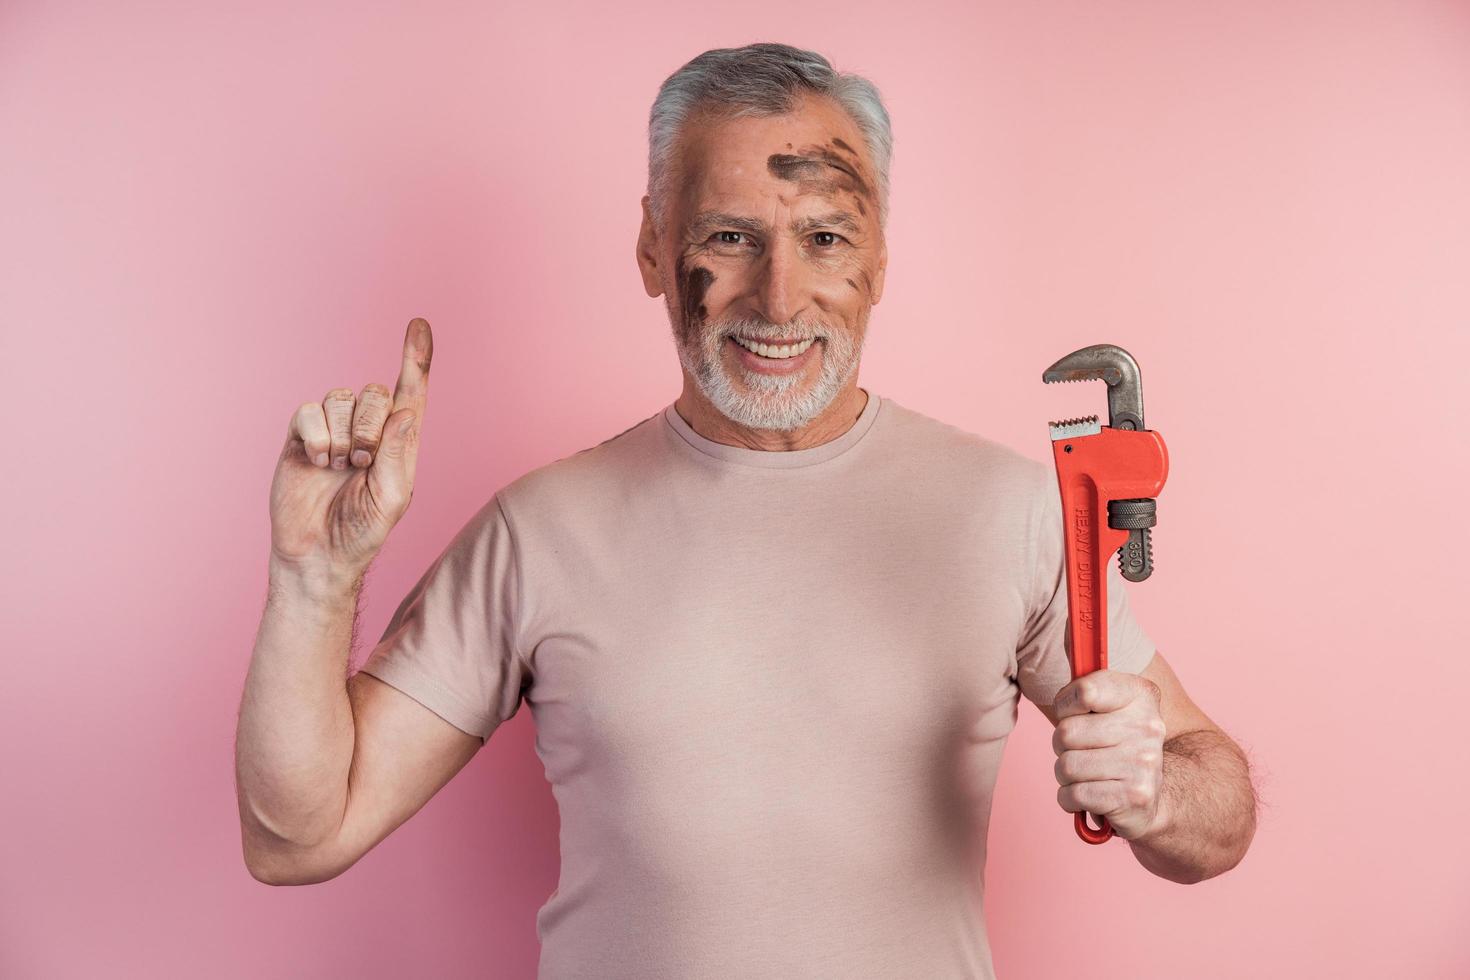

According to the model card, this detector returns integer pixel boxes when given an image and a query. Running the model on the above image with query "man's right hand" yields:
[269,317,433,578]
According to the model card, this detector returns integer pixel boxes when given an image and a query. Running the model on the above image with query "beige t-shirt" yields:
[359,389,1156,980]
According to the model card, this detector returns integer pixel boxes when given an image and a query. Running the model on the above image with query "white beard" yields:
[670,306,866,433]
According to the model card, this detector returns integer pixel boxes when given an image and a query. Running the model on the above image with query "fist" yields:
[1051,669,1167,841]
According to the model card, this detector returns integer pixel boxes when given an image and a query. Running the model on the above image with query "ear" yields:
[869,238,888,306]
[636,195,664,299]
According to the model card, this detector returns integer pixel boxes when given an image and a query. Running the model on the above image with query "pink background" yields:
[3,1,1466,977]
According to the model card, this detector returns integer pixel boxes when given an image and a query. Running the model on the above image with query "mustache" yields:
[711,315,827,343]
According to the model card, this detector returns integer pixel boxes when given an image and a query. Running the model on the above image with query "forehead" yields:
[675,96,874,215]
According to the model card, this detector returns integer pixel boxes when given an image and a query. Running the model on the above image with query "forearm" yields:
[1128,729,1258,884]
[235,556,366,852]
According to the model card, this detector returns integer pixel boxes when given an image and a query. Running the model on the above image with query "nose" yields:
[753,238,812,327]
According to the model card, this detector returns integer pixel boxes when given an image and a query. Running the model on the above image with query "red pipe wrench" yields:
[1042,344,1169,844]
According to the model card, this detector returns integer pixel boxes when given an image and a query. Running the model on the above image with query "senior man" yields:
[237,42,1258,979]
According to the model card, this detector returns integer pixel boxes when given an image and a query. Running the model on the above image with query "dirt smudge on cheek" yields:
[674,253,715,346]
[687,267,714,327]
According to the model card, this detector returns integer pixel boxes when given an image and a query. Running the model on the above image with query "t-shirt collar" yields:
[662,388,882,469]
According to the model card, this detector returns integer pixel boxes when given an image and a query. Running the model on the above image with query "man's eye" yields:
[716,231,748,245]
[812,232,842,248]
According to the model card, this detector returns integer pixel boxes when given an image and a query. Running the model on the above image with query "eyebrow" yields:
[689,209,862,237]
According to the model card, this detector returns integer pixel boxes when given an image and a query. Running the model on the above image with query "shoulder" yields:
[494,406,668,522]
[873,395,1050,500]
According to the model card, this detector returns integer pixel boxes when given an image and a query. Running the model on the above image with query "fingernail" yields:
[314,452,328,467]
[351,449,371,467]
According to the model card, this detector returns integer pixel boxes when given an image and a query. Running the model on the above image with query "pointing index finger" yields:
[393,317,433,417]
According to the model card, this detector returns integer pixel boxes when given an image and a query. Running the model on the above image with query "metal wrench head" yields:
[1042,343,1146,431]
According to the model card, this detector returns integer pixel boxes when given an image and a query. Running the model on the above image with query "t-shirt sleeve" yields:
[356,493,528,745]
[1014,464,1157,706]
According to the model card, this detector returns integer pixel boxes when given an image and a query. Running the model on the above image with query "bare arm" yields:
[234,557,482,884]
[1124,651,1257,882]
[1126,727,1257,884]
[236,561,361,854]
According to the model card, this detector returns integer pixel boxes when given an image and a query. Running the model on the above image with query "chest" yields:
[518,507,1028,785]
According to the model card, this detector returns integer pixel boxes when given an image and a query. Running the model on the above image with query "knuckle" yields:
[1126,780,1152,808]
[1055,717,1078,749]
[352,413,384,440]
[359,382,391,401]
[325,387,355,402]
[1146,716,1167,740]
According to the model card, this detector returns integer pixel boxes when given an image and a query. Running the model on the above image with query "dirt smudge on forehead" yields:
[766,139,875,205]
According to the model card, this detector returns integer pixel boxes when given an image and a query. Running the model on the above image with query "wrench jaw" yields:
[1042,341,1161,580]
[1042,343,1146,431]
[1047,414,1102,442]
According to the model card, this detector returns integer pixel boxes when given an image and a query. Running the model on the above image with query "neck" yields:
[673,379,869,452]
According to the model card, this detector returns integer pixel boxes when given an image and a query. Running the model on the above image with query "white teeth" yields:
[732,335,815,359]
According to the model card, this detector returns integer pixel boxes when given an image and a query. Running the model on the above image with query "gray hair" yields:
[646,42,894,233]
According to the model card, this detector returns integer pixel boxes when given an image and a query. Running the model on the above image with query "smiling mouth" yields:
[727,334,819,360]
